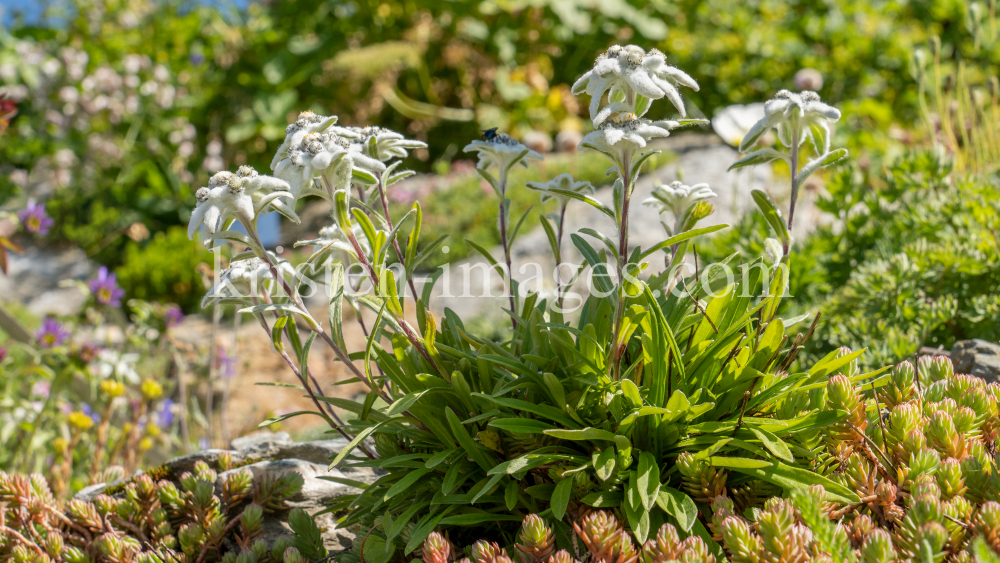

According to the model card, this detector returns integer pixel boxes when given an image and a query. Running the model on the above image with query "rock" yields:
[218,458,375,553]
[75,480,121,502]
[231,431,292,450]
[952,339,1000,382]
[0,246,93,316]
[163,449,240,475]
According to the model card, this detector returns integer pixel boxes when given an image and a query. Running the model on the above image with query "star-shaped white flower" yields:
[187,168,293,240]
[201,257,275,308]
[572,45,699,123]
[740,90,841,153]
[643,181,717,219]
[463,133,543,174]
[273,130,386,200]
[579,114,676,154]
[297,223,370,260]
[270,111,339,171]
[525,173,594,205]
[333,125,427,162]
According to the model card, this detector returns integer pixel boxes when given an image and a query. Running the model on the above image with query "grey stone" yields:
[218,458,368,553]
[231,431,292,451]
[163,449,241,475]
[0,246,93,316]
[74,480,117,502]
[952,339,1000,382]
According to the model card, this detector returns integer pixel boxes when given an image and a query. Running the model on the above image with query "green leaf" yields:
[638,224,728,260]
[445,407,495,472]
[656,486,698,532]
[727,148,788,171]
[543,427,617,442]
[489,418,557,434]
[547,188,615,220]
[551,477,573,521]
[797,148,849,186]
[593,448,616,482]
[581,491,623,507]
[749,427,795,463]
[636,451,660,512]
[621,379,642,408]
[751,189,790,248]
[505,480,519,511]
[384,468,432,501]
[710,457,860,504]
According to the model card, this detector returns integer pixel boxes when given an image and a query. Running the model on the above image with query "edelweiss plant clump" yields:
[176,43,1000,562]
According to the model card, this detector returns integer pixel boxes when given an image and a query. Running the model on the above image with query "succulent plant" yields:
[0,458,325,563]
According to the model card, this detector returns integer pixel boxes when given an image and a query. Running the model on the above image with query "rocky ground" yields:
[77,430,377,554]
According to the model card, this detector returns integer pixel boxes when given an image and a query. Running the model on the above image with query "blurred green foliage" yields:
[0,0,985,309]
[703,150,1000,368]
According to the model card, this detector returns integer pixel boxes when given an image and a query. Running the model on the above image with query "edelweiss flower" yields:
[273,130,386,199]
[525,173,594,205]
[201,257,278,308]
[187,167,292,240]
[644,181,717,218]
[740,90,841,152]
[270,111,339,170]
[579,113,676,154]
[572,45,699,123]
[463,133,543,174]
[333,125,427,162]
[711,103,766,147]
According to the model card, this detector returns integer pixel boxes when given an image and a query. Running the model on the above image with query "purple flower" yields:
[157,398,175,428]
[88,267,126,307]
[199,437,210,450]
[35,317,69,348]
[18,200,54,236]
[165,305,184,328]
[0,347,6,362]
[217,346,238,380]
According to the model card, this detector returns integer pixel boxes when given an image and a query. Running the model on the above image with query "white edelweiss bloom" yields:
[271,111,339,171]
[579,113,676,154]
[463,133,543,174]
[201,256,286,308]
[273,130,387,200]
[187,168,293,240]
[525,173,594,205]
[643,181,717,218]
[572,45,699,123]
[333,125,427,162]
[301,223,370,260]
[740,90,841,153]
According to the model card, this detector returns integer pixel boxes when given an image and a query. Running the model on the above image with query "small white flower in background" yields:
[572,45,700,123]
[333,125,427,162]
[711,103,767,147]
[187,167,293,240]
[463,132,543,175]
[525,173,594,205]
[271,111,339,170]
[644,181,717,219]
[740,90,841,153]
[93,350,141,384]
[579,113,676,154]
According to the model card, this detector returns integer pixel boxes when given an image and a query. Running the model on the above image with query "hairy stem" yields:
[376,176,420,302]
[784,126,801,254]
[498,167,517,330]
[609,150,633,380]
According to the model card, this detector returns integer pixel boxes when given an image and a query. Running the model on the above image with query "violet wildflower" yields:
[0,347,6,362]
[165,305,184,327]
[88,266,126,307]
[158,398,175,428]
[18,200,54,235]
[217,346,238,380]
[35,317,69,348]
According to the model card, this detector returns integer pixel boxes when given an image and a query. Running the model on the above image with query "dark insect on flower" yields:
[481,127,499,141]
